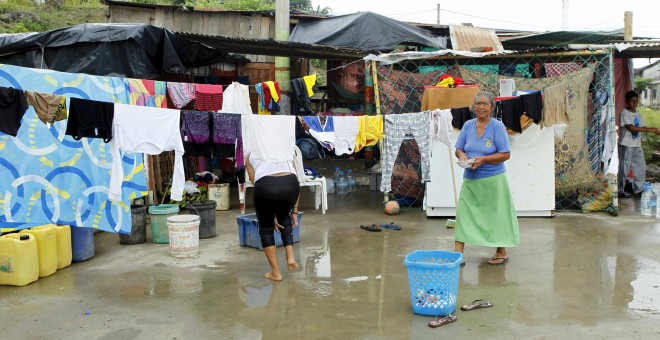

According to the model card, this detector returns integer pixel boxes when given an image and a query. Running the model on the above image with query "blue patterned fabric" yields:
[0,64,148,233]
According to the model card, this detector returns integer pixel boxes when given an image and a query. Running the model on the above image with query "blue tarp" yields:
[0,64,148,233]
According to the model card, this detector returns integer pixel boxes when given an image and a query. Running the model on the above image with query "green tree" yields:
[221,0,275,10]
[635,77,653,93]
[310,4,331,14]
[289,0,311,11]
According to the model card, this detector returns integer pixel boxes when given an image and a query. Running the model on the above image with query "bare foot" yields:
[264,272,283,281]
[287,262,299,270]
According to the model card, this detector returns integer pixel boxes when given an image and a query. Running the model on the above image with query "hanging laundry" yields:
[263,81,281,113]
[167,82,196,109]
[65,97,114,142]
[109,103,185,201]
[355,115,384,152]
[541,83,568,127]
[25,91,67,125]
[333,116,359,155]
[520,91,543,124]
[303,74,316,97]
[0,86,29,137]
[154,81,167,108]
[430,109,453,147]
[124,78,162,107]
[291,78,312,115]
[255,83,269,115]
[302,116,335,151]
[243,114,295,162]
[212,112,244,168]
[181,110,212,157]
[496,97,524,133]
[381,112,431,192]
[220,82,252,115]
[195,83,223,111]
[450,107,472,130]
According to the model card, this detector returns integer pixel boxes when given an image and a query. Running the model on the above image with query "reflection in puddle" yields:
[169,267,203,295]
[303,231,332,279]
[628,257,660,315]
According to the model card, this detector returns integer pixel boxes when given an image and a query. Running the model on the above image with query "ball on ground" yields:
[384,201,400,215]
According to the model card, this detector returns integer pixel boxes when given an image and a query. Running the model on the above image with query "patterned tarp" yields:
[0,64,148,233]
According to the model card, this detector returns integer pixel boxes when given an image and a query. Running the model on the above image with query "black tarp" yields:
[289,12,445,51]
[0,24,239,79]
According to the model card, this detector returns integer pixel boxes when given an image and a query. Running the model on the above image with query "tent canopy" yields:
[289,11,446,51]
[0,24,236,79]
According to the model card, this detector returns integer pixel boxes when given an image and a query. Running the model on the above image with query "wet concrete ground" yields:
[2,180,660,339]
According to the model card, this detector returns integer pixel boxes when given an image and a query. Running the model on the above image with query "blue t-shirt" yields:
[455,118,510,179]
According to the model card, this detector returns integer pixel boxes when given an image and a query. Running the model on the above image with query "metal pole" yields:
[275,0,291,113]
[437,3,440,25]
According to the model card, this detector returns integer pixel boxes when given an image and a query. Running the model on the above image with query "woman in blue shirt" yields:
[454,91,519,265]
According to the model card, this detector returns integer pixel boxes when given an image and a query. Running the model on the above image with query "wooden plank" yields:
[206,12,224,35]
[239,14,256,62]
[256,16,273,63]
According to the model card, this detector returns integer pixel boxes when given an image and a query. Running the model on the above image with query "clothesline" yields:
[211,59,364,89]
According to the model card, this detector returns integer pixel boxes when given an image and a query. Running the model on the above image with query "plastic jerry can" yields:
[0,233,39,286]
[19,225,58,277]
[54,225,72,269]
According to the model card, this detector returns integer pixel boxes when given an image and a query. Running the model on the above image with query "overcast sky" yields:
[314,0,659,67]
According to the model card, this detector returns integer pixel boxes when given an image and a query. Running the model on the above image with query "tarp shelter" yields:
[0,23,236,79]
[289,11,446,51]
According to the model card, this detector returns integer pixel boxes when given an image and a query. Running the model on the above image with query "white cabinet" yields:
[425,124,555,217]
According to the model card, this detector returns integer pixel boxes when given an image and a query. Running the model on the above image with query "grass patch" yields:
[0,2,106,33]
[640,106,660,164]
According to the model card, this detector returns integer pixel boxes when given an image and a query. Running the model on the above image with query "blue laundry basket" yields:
[403,250,462,316]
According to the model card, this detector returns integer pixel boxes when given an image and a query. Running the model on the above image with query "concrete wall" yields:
[637,62,660,107]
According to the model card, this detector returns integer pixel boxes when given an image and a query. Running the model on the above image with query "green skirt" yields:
[454,173,520,247]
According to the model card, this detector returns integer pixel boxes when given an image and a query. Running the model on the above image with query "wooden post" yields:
[624,11,633,41]
[275,0,291,112]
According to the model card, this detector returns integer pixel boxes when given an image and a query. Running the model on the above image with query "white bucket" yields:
[166,215,200,258]
[208,183,230,211]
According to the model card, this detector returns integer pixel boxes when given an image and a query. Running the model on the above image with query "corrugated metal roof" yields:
[613,41,660,58]
[449,25,503,52]
[501,29,626,50]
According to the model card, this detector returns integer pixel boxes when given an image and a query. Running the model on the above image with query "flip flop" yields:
[461,299,493,311]
[428,314,457,328]
[360,224,381,232]
[488,257,509,266]
[379,222,402,230]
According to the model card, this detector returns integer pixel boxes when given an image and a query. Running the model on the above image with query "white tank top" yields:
[249,153,296,183]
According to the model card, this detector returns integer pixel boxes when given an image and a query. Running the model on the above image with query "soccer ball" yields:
[384,201,400,215]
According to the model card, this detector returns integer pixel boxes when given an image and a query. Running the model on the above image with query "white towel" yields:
[243,114,295,162]
[221,82,252,115]
[110,103,185,201]
[333,116,359,155]
[430,109,453,146]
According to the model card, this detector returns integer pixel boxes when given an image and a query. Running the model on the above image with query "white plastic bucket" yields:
[208,183,230,211]
[166,215,200,258]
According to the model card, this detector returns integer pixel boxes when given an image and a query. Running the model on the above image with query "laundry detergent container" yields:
[54,225,72,269]
[0,233,39,286]
[19,225,58,277]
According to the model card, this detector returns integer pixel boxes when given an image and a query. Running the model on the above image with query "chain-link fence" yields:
[374,50,616,214]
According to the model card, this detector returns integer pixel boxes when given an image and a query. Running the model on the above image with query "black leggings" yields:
[253,174,300,248]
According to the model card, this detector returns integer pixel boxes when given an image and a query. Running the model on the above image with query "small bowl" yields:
[457,159,475,168]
